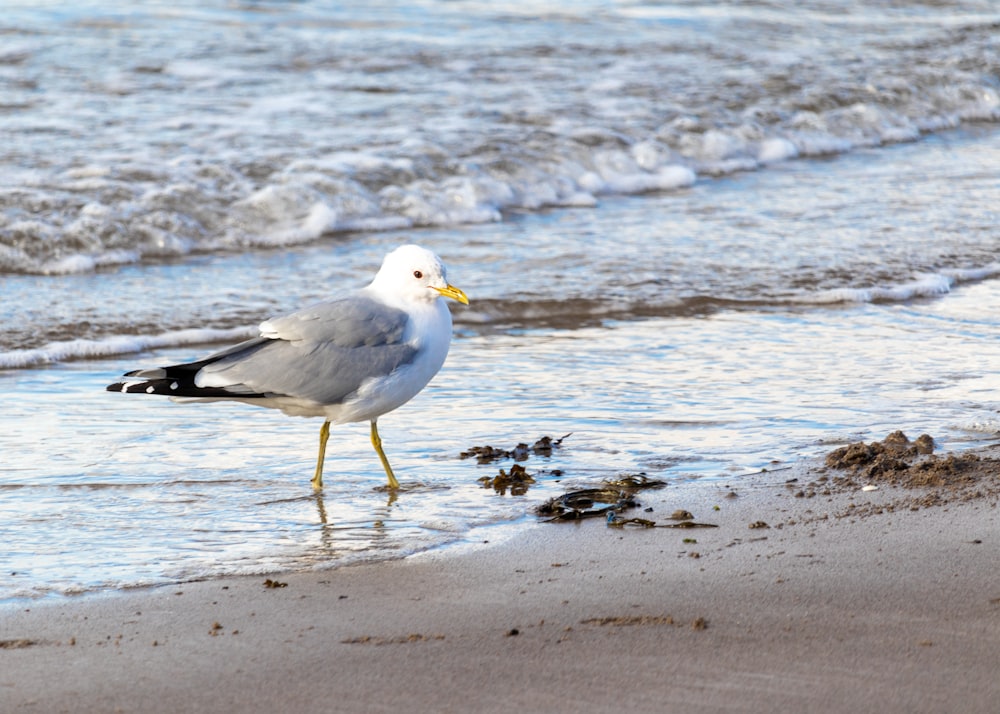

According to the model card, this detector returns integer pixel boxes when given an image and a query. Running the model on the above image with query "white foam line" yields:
[808,273,954,305]
[808,264,1000,307]
[942,263,1000,283]
[0,326,257,370]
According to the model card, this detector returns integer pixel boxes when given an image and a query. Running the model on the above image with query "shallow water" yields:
[2,0,1000,601]
[3,0,999,274]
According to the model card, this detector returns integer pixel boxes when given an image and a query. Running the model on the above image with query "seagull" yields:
[107,244,469,490]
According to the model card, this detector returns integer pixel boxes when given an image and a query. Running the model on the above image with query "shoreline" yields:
[2,441,998,713]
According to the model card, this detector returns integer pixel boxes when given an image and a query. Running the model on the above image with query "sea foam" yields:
[0,327,256,370]
[809,274,955,305]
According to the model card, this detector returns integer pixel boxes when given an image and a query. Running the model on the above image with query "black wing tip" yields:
[106,376,270,399]
[107,378,182,396]
[107,368,155,392]
[106,374,175,395]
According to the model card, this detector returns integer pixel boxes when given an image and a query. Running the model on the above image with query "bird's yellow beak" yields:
[433,284,470,305]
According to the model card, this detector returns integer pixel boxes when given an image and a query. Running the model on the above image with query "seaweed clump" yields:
[535,474,666,522]
[478,463,536,496]
[466,434,570,496]
[536,474,719,528]
[461,434,569,464]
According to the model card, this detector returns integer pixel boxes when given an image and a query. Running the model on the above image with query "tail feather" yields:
[106,375,264,398]
[107,338,270,399]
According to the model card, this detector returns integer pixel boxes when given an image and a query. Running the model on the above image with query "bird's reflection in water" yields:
[311,483,400,557]
[312,484,399,525]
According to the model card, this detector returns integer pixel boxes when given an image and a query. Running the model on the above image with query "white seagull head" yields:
[369,244,469,307]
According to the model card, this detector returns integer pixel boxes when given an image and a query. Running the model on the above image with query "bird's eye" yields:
[413,270,423,279]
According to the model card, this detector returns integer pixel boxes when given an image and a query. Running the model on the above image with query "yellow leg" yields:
[370,419,400,490]
[311,420,331,490]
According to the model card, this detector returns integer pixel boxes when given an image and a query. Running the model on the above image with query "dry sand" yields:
[2,437,999,713]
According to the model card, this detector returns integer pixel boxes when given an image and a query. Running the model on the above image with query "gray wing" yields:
[110,295,418,406]
[197,295,418,405]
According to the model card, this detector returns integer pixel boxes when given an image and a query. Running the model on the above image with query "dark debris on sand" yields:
[825,430,935,482]
[818,430,1000,516]
[537,471,718,527]
[536,474,701,527]
[823,430,994,489]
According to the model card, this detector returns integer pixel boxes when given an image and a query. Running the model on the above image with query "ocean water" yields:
[2,0,1000,601]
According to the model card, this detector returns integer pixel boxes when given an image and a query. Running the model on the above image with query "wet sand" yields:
[2,441,998,714]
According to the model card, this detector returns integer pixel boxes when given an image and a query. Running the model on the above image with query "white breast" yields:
[330,298,453,424]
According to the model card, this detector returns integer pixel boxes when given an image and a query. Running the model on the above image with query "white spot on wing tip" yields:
[170,381,179,390]
[145,386,155,394]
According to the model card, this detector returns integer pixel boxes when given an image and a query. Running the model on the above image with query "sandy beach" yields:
[2,435,998,714]
[4,3,1000,712]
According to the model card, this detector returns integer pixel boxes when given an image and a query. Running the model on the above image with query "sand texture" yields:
[2,439,999,713]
